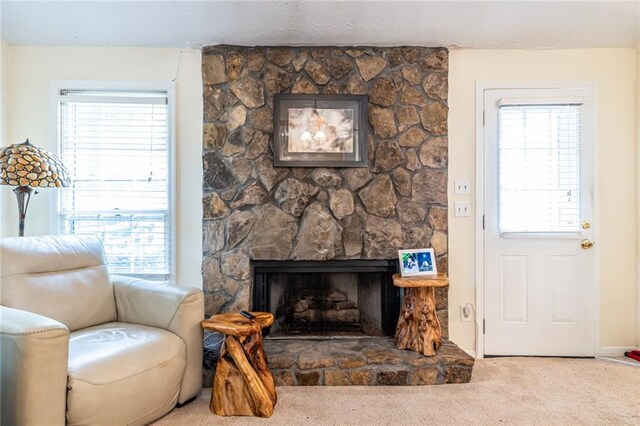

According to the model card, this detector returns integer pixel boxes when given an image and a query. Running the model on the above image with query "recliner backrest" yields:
[0,234,117,331]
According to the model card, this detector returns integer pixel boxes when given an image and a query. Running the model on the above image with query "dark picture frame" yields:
[273,94,368,167]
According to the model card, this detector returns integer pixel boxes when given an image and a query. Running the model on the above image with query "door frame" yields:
[474,81,600,359]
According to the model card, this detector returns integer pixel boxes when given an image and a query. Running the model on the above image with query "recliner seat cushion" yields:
[66,322,186,426]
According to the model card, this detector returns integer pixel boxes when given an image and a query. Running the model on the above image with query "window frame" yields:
[49,80,177,281]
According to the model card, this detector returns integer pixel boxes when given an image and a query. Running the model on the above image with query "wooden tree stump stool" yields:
[393,273,449,356]
[201,312,276,418]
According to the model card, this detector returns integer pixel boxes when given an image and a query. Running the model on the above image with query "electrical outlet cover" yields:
[460,305,472,322]
[454,201,471,217]
[455,179,471,195]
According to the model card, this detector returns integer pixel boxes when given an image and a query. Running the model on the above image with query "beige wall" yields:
[637,42,640,347]
[1,39,12,237]
[449,48,638,354]
[1,46,204,288]
[3,44,638,352]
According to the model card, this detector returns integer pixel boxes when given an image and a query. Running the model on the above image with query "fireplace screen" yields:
[252,260,400,337]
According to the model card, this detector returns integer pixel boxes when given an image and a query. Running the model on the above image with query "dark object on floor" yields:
[202,330,224,386]
[203,331,224,368]
[623,351,640,362]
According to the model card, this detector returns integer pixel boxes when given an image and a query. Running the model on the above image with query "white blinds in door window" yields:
[498,104,582,233]
[58,90,171,278]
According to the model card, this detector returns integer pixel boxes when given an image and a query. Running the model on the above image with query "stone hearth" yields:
[265,338,473,386]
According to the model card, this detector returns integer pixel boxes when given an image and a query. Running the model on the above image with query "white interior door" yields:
[483,87,596,356]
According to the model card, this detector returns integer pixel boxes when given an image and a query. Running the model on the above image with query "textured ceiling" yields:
[1,1,639,49]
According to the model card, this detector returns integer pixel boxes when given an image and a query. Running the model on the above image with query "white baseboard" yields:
[462,347,637,358]
[597,346,638,357]
[461,348,477,358]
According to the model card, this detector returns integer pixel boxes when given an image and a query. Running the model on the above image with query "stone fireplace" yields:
[199,45,473,386]
[201,45,450,330]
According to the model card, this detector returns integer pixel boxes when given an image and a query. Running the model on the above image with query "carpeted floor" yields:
[154,357,640,425]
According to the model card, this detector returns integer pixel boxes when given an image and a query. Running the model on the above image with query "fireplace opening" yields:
[252,260,400,338]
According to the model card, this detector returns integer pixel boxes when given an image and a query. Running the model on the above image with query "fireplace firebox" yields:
[252,260,401,337]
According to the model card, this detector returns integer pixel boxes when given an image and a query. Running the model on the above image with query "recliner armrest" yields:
[111,275,204,403]
[0,306,69,426]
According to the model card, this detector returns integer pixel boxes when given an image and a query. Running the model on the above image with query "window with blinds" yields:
[498,103,582,233]
[57,88,172,279]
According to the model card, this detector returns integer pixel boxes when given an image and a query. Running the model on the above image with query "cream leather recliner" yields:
[0,234,205,425]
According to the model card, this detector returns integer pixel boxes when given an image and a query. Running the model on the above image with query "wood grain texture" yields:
[394,286,442,356]
[206,312,277,417]
[202,312,274,336]
[392,273,449,288]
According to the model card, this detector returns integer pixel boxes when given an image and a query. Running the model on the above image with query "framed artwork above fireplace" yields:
[273,94,368,167]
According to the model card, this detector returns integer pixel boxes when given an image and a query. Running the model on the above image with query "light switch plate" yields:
[454,201,471,217]
[455,179,471,195]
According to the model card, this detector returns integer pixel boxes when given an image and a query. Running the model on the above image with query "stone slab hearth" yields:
[264,337,473,386]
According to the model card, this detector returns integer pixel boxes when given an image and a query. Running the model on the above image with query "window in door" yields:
[498,103,582,234]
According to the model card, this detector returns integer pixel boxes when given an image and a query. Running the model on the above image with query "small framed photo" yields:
[273,94,368,167]
[398,248,437,277]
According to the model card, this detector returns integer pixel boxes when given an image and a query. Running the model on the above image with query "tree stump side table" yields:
[201,312,276,418]
[393,273,449,356]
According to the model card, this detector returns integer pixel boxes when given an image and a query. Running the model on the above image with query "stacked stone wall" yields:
[201,45,449,334]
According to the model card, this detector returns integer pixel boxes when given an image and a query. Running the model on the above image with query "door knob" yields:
[581,239,595,250]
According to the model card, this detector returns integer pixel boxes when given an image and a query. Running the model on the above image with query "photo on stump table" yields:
[398,248,437,277]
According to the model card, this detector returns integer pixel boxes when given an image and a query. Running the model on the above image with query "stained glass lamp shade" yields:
[0,139,71,236]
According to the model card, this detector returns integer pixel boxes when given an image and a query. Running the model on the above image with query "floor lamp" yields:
[0,139,71,236]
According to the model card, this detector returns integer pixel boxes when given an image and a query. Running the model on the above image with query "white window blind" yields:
[498,104,582,233]
[57,89,171,278]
